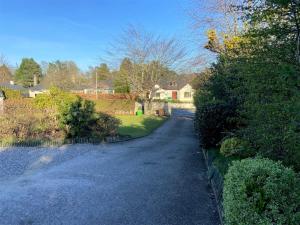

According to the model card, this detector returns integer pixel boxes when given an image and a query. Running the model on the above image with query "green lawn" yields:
[116,115,168,138]
[93,99,135,114]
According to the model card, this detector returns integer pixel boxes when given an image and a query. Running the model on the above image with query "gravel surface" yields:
[0,109,220,225]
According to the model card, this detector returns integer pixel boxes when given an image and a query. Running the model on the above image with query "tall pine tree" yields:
[15,58,42,87]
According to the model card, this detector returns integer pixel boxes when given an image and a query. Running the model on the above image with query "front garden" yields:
[0,87,166,146]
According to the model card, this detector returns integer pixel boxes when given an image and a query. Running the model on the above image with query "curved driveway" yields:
[0,110,220,225]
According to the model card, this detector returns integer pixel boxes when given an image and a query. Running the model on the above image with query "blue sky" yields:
[0,0,206,71]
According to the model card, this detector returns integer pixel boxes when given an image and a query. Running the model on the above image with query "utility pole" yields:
[96,71,98,100]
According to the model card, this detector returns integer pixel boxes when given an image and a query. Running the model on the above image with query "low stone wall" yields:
[139,102,195,115]
[168,102,195,110]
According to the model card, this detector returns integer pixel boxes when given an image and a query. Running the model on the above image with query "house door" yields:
[172,91,177,100]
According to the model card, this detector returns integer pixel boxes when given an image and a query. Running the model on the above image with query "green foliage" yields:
[35,87,92,138]
[97,63,110,79]
[114,58,131,93]
[34,86,77,110]
[91,112,121,138]
[223,158,300,225]
[194,0,300,171]
[35,87,123,139]
[114,78,130,93]
[15,58,42,87]
[194,89,240,148]
[241,61,300,170]
[2,88,122,142]
[1,88,22,99]
[210,149,237,177]
[60,98,123,139]
[194,1,300,223]
[59,98,96,138]
[220,137,253,158]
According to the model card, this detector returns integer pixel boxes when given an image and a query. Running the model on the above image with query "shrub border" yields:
[0,117,170,148]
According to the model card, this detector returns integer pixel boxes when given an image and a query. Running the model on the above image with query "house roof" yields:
[29,84,45,91]
[158,74,195,90]
[0,82,27,91]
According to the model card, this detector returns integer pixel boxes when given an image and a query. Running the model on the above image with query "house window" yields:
[155,92,161,98]
[184,92,191,98]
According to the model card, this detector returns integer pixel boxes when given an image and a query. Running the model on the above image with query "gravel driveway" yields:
[0,110,220,225]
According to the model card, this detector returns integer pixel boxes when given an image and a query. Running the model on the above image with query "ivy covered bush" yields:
[220,137,253,158]
[223,158,300,225]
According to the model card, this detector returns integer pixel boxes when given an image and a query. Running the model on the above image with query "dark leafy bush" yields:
[223,158,300,225]
[220,137,253,158]
[241,65,300,171]
[91,113,121,138]
[59,97,95,138]
[194,89,239,148]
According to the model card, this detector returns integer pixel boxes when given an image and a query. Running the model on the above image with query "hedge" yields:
[223,158,300,225]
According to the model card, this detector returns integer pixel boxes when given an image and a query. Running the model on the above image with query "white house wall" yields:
[177,84,194,102]
[152,88,176,100]
[152,84,194,103]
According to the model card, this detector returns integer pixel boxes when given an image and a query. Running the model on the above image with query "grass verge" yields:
[117,115,168,138]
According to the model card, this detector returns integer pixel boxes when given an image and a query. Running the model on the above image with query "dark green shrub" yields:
[91,112,121,138]
[223,158,300,225]
[220,137,253,158]
[59,97,95,138]
[242,86,300,171]
[194,89,239,148]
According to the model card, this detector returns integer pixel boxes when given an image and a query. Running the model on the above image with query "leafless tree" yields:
[107,26,188,100]
[0,54,8,67]
[190,0,242,36]
[0,54,13,83]
[41,60,83,90]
